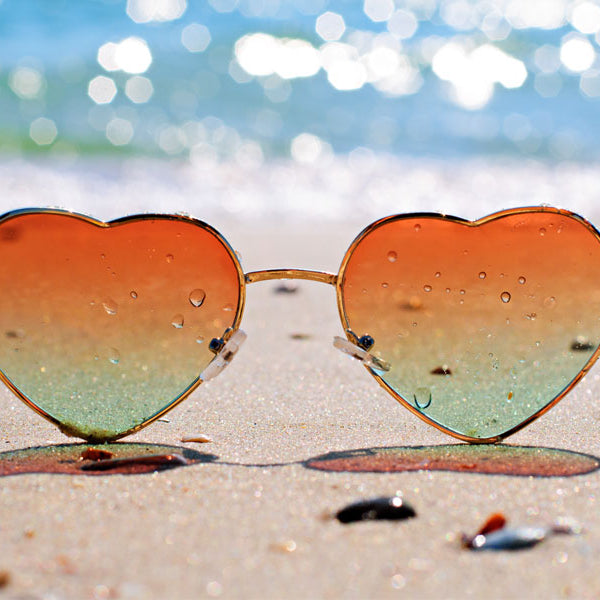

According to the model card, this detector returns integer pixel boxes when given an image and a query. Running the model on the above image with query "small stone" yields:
[335,495,416,523]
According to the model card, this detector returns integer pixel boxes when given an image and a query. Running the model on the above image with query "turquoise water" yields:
[1,0,600,161]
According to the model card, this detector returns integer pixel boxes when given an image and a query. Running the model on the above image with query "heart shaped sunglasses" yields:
[1,206,598,444]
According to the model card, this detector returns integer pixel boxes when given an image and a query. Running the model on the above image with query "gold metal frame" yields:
[2,206,599,444]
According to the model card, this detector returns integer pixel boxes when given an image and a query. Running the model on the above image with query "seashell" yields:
[468,527,548,551]
[462,512,581,551]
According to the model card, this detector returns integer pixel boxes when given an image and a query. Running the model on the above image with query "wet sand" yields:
[0,160,599,599]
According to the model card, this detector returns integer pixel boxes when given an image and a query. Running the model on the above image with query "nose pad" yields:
[333,332,391,373]
[200,329,247,382]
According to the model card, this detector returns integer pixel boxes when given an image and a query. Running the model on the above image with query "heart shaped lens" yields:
[0,211,243,441]
[339,209,600,441]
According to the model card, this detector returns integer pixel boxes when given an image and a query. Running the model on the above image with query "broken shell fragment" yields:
[181,435,212,443]
[462,513,581,551]
[468,527,547,551]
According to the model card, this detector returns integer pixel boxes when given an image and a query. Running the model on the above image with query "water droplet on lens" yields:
[130,291,138,299]
[166,253,174,263]
[460,289,465,295]
[479,271,486,279]
[518,276,526,285]
[501,292,511,303]
[414,224,421,232]
[381,282,389,289]
[189,288,206,307]
[423,285,432,292]
[223,304,233,312]
[525,312,537,320]
[435,271,441,278]
[539,228,546,236]
[196,335,204,344]
[544,296,556,308]
[102,299,118,315]
[171,314,184,328]
[445,287,451,293]
[387,251,397,262]
[108,348,120,365]
[414,387,432,409]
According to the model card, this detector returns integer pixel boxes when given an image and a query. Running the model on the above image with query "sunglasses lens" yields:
[0,213,242,441]
[340,210,600,440]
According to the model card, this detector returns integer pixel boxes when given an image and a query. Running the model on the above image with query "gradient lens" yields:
[0,212,243,441]
[340,210,600,440]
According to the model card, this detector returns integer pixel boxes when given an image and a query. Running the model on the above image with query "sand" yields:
[0,160,599,599]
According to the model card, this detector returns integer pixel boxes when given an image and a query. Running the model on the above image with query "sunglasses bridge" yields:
[202,269,391,377]
[245,268,337,285]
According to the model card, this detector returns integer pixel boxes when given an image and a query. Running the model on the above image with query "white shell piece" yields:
[200,329,247,382]
[333,336,390,372]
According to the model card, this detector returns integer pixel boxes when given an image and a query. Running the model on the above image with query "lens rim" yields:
[336,206,600,443]
[0,207,246,442]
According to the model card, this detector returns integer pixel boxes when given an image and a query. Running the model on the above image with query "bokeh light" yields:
[291,132,331,164]
[29,117,57,145]
[235,33,320,79]
[316,12,346,42]
[570,1,600,34]
[98,38,152,74]
[127,0,187,23]
[2,0,600,164]
[88,76,118,104]
[181,23,211,52]
[125,76,154,103]
[560,35,596,72]
[363,0,395,23]
[9,66,45,99]
[387,10,418,39]
[105,118,135,145]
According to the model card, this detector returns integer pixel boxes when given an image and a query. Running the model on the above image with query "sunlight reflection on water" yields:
[1,0,600,164]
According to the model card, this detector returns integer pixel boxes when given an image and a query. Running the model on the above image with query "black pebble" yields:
[335,496,416,524]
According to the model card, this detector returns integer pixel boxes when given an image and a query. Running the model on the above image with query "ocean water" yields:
[1,0,600,221]
[2,0,600,160]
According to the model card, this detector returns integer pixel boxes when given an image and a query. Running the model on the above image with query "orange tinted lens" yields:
[0,212,242,441]
[340,210,600,440]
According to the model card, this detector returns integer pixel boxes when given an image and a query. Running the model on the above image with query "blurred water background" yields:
[2,0,600,221]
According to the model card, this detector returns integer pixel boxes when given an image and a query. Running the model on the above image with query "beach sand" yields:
[0,159,599,599]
